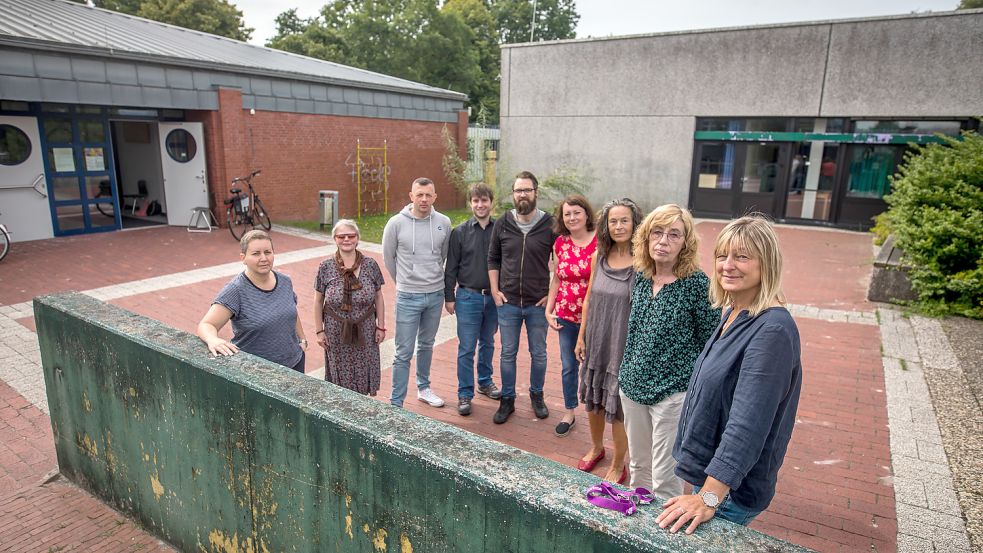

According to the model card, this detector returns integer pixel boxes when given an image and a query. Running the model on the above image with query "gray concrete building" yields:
[500,9,982,229]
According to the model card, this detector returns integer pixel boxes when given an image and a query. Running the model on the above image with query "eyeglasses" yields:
[335,233,358,240]
[512,188,536,196]
[650,229,684,243]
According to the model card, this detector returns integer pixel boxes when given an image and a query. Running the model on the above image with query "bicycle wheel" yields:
[0,227,9,262]
[96,202,114,217]
[253,197,272,230]
[228,206,250,240]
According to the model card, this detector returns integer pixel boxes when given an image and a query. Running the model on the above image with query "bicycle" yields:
[225,170,271,240]
[0,212,10,262]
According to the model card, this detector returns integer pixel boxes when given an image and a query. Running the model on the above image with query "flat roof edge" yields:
[502,8,983,49]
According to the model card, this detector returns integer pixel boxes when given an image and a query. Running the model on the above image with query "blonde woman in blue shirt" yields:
[658,215,802,534]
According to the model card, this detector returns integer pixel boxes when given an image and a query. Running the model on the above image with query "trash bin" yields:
[319,190,339,231]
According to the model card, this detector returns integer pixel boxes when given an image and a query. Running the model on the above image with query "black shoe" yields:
[530,391,549,419]
[554,418,576,437]
[477,382,502,400]
[493,397,515,424]
[457,398,472,416]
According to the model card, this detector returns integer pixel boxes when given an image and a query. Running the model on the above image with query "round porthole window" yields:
[0,124,32,166]
[165,129,197,163]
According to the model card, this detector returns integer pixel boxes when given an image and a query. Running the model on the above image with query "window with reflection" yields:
[744,119,788,133]
[79,120,105,143]
[854,120,962,135]
[846,145,901,199]
[165,129,197,163]
[44,119,72,143]
[0,124,31,166]
[696,143,735,190]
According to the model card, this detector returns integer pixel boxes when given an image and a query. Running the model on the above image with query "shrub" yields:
[493,157,594,211]
[882,129,983,318]
[441,124,469,196]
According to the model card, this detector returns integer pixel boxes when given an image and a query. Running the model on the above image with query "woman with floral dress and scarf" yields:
[314,220,387,395]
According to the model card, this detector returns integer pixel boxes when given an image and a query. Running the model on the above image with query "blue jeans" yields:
[557,318,580,409]
[455,288,498,399]
[497,303,547,399]
[390,290,444,407]
[693,485,763,526]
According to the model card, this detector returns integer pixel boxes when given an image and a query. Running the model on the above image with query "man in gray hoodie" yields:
[382,177,452,408]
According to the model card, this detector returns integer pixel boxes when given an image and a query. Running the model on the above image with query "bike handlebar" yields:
[231,170,262,185]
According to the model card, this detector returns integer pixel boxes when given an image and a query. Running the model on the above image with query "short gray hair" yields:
[331,219,360,238]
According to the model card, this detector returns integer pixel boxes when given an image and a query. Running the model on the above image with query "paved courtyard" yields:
[0,222,975,552]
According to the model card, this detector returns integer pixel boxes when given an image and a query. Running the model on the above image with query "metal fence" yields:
[466,126,500,181]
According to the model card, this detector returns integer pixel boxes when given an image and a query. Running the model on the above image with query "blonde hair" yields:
[709,215,786,317]
[632,204,701,280]
[239,229,272,254]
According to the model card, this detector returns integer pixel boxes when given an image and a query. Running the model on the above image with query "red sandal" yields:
[577,449,606,472]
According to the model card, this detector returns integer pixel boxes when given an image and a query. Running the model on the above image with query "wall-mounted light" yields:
[249,108,256,115]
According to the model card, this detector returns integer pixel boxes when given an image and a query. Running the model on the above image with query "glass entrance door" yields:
[690,142,787,219]
[736,143,783,216]
[41,106,119,236]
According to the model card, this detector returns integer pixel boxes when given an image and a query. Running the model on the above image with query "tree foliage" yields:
[491,0,579,44]
[267,0,580,124]
[958,0,983,9]
[93,0,253,42]
[881,130,983,319]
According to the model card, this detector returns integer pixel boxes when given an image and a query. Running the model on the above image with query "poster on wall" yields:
[84,148,105,171]
[52,147,75,172]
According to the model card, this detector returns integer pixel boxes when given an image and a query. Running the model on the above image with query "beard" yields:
[515,197,536,215]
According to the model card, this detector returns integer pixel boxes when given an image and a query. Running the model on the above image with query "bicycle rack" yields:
[187,207,218,233]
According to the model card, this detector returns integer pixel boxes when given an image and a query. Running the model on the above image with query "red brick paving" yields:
[0,381,174,552]
[0,223,895,552]
[696,221,875,313]
[0,226,323,306]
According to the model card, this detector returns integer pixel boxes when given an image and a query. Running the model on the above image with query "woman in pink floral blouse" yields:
[545,194,597,438]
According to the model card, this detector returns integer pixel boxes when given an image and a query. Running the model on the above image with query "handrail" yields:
[0,173,47,197]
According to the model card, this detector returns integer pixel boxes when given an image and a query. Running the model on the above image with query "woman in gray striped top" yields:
[197,230,308,372]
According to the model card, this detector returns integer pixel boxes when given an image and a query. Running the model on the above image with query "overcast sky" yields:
[236,0,961,46]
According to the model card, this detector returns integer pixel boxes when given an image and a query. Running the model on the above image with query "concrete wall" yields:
[500,10,983,210]
[34,292,807,553]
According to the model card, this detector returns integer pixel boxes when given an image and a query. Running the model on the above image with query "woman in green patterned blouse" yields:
[618,204,721,500]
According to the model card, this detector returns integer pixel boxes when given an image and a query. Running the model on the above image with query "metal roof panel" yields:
[0,0,467,101]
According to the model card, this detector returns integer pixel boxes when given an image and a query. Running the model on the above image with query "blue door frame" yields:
[35,105,121,236]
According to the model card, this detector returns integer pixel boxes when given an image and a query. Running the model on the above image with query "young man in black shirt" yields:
[444,183,502,416]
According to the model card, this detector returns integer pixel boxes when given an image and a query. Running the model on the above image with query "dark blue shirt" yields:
[673,306,802,511]
[213,271,302,369]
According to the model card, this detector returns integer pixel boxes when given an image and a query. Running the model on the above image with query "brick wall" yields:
[188,88,467,226]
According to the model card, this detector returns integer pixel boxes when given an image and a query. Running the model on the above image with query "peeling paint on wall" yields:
[151,472,165,501]
[78,432,98,458]
[400,533,413,553]
[372,528,388,551]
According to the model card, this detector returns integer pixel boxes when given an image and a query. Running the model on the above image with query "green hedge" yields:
[880,129,983,319]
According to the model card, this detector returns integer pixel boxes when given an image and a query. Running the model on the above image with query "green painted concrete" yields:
[35,292,810,553]
[693,130,949,144]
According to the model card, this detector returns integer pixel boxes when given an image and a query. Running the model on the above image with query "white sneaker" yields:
[417,388,445,408]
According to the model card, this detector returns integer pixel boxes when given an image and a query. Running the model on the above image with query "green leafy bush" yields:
[883,130,983,318]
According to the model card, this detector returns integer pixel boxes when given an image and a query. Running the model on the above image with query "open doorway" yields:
[108,121,167,229]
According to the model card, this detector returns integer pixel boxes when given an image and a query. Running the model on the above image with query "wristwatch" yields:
[698,490,722,510]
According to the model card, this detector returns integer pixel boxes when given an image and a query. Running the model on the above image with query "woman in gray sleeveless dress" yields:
[575,198,642,484]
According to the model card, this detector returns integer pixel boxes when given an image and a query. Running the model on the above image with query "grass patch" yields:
[282,208,475,244]
[899,359,908,371]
